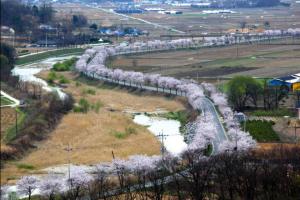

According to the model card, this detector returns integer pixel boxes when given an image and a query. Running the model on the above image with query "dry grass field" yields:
[0,108,16,139]
[257,143,300,151]
[1,71,185,184]
[109,42,300,79]
[0,108,18,162]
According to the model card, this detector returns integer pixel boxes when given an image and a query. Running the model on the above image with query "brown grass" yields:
[257,143,300,151]
[0,108,19,162]
[1,108,16,139]
[1,71,185,184]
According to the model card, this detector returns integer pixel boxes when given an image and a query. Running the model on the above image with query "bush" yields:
[47,71,57,84]
[16,163,35,170]
[82,88,96,95]
[59,75,70,84]
[73,106,83,113]
[79,98,90,113]
[73,99,103,113]
[112,127,137,139]
[243,120,280,142]
[112,131,127,139]
[53,57,78,71]
[163,110,189,133]
[164,111,188,125]
[91,101,103,113]
[125,127,136,135]
[75,81,81,87]
[53,62,68,71]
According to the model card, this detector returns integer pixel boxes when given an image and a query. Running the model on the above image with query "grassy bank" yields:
[249,108,295,117]
[243,120,280,142]
[16,48,85,65]
[0,96,14,106]
[53,57,78,71]
[4,108,26,142]
[161,110,189,133]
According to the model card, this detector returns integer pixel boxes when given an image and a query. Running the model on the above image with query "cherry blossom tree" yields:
[17,175,39,200]
[93,162,113,199]
[67,166,93,199]
[39,173,63,200]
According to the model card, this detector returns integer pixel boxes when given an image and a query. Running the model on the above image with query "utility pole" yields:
[294,125,300,144]
[45,32,48,48]
[15,109,18,137]
[235,127,238,151]
[64,143,73,190]
[157,131,168,157]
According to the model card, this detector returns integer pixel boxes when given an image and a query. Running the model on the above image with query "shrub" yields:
[165,111,188,125]
[47,71,57,84]
[53,57,78,71]
[112,131,126,139]
[92,101,103,113]
[53,62,68,71]
[75,81,81,87]
[112,127,137,139]
[125,127,136,135]
[59,75,70,84]
[79,98,90,113]
[73,106,83,113]
[16,163,35,170]
[82,88,96,95]
[73,99,102,113]
[163,110,189,133]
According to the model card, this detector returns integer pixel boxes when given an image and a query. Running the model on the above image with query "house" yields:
[268,73,300,92]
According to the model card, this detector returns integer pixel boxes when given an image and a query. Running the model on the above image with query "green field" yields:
[243,120,280,142]
[16,48,85,65]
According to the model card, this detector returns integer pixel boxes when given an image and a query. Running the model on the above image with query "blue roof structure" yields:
[268,73,300,88]
[268,79,292,87]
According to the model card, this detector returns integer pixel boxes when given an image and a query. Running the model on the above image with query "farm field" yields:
[1,71,186,185]
[53,3,170,38]
[54,3,300,38]
[132,5,300,33]
[109,42,300,80]
[16,48,85,65]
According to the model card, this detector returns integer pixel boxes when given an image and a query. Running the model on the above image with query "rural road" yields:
[90,6,185,34]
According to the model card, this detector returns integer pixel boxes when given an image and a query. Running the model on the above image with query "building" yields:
[268,73,300,92]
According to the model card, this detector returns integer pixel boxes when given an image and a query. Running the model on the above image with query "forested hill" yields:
[1,0,53,33]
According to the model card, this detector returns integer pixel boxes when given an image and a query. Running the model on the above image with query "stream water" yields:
[133,114,187,155]
[12,56,79,99]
